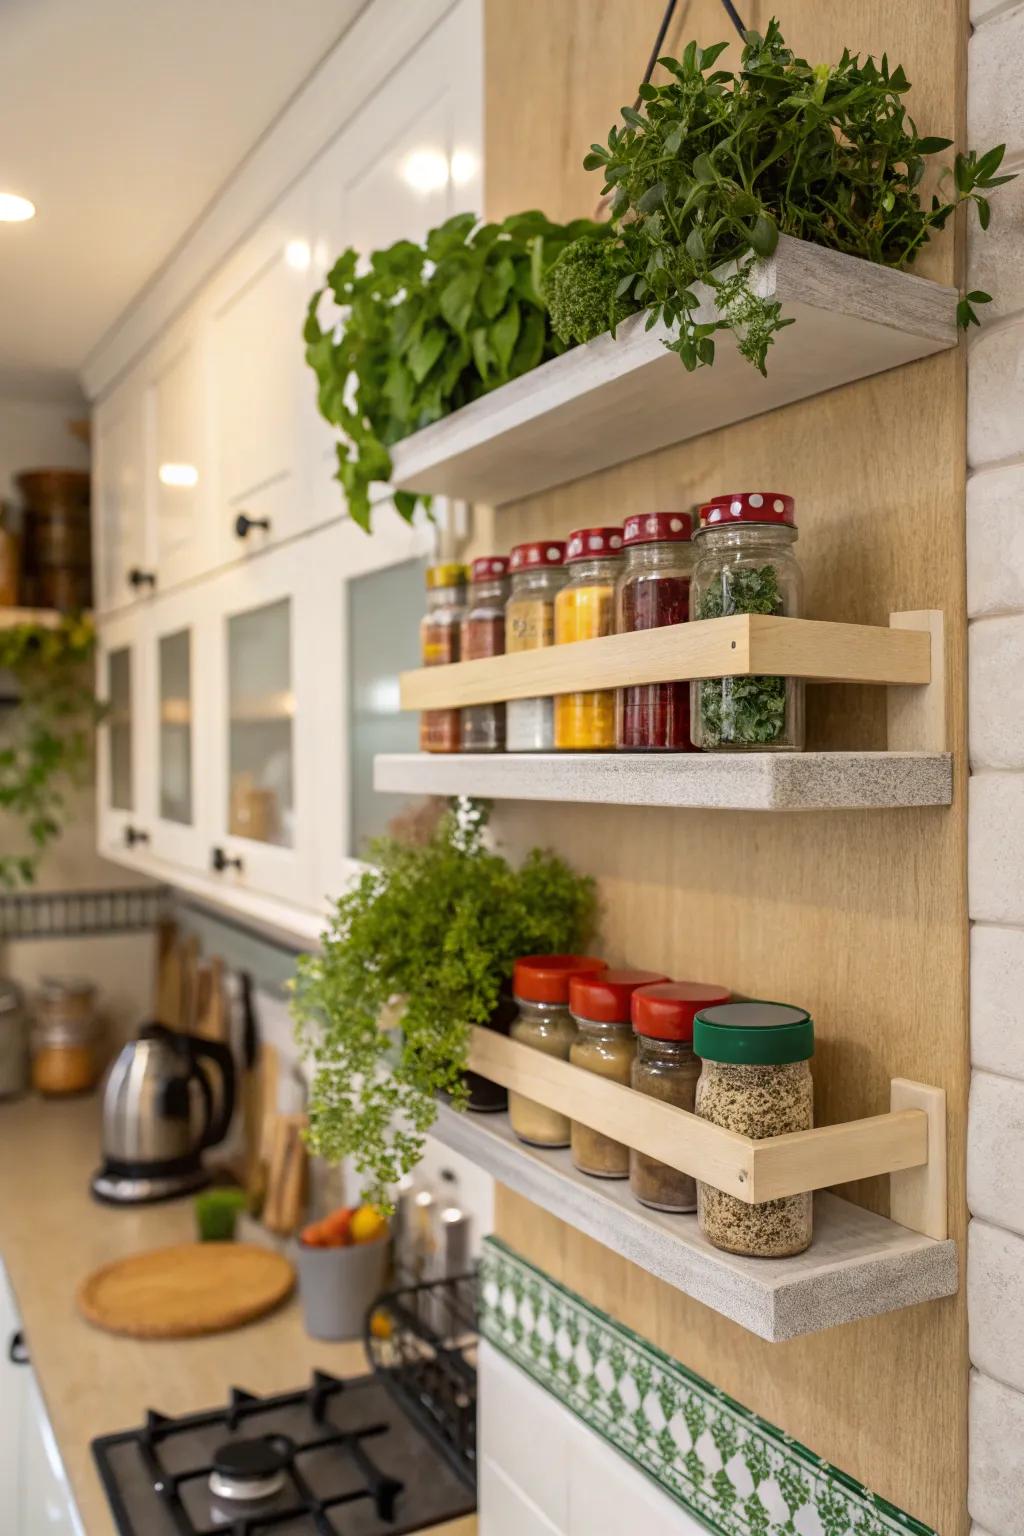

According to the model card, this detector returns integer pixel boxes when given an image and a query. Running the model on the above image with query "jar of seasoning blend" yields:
[629,980,731,1212]
[460,557,510,752]
[690,494,804,751]
[693,1001,814,1257]
[615,512,695,751]
[32,977,102,1097]
[420,563,468,754]
[569,968,668,1177]
[505,542,568,751]
[508,954,606,1147]
[554,527,624,751]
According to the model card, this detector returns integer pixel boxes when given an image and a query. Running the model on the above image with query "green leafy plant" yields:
[697,565,787,746]
[292,799,596,1207]
[304,210,608,531]
[574,19,1016,372]
[0,615,101,887]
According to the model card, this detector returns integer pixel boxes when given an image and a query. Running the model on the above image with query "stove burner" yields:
[208,1435,292,1503]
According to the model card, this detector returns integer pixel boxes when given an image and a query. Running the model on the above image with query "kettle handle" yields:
[188,1036,237,1150]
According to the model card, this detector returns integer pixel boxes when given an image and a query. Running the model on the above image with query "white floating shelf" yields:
[390,235,958,506]
[429,1102,957,1342]
[375,750,952,811]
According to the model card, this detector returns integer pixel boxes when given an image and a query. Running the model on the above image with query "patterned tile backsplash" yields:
[479,1237,937,1536]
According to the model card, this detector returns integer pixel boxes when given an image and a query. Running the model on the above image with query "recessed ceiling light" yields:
[0,193,36,223]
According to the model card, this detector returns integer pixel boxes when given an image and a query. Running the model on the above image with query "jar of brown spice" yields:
[508,954,606,1148]
[568,968,668,1178]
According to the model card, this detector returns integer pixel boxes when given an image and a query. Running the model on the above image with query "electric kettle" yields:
[91,1023,236,1205]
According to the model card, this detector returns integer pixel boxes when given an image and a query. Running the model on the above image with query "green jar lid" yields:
[693,1001,813,1065]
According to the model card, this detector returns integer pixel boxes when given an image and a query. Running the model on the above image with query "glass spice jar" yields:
[568,967,668,1177]
[554,526,624,750]
[693,1001,815,1257]
[460,557,510,752]
[31,977,102,1096]
[629,980,731,1212]
[419,563,468,754]
[505,541,568,751]
[615,511,696,751]
[508,954,606,1147]
[690,493,804,751]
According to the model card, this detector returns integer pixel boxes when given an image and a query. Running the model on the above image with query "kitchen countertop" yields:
[0,1093,476,1536]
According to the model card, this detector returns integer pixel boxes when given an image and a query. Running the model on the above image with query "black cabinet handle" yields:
[8,1330,28,1365]
[211,846,243,874]
[124,825,150,848]
[127,568,156,590]
[235,513,271,540]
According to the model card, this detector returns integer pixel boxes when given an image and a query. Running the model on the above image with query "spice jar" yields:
[505,542,568,751]
[419,563,468,754]
[460,557,510,752]
[554,527,624,750]
[568,968,668,1177]
[690,494,804,751]
[615,512,696,751]
[694,1001,814,1257]
[508,954,606,1147]
[629,980,731,1212]
[31,977,102,1096]
[0,980,29,1098]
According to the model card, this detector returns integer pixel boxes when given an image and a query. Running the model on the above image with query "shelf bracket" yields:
[889,1078,948,1239]
[887,610,946,753]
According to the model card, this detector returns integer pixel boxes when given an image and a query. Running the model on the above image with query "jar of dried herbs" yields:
[693,1001,814,1258]
[509,953,606,1147]
[505,541,568,751]
[689,493,804,751]
[419,562,468,753]
[460,556,510,752]
[554,526,624,750]
[615,511,696,751]
[629,980,730,1212]
[568,967,668,1177]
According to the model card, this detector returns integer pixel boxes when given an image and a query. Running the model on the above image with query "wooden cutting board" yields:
[77,1243,295,1339]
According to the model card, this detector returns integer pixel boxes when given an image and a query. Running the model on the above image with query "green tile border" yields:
[480,1236,937,1536]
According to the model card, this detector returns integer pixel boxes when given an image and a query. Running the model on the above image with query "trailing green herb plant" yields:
[0,616,101,887]
[697,565,787,747]
[563,19,1016,373]
[304,210,610,531]
[292,799,596,1208]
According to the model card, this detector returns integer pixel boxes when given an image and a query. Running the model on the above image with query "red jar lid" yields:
[566,526,624,562]
[622,512,694,545]
[632,981,732,1041]
[570,967,669,1024]
[698,493,795,530]
[514,954,606,1004]
[470,556,510,581]
[510,541,567,571]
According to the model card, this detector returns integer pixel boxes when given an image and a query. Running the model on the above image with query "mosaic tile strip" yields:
[479,1237,937,1536]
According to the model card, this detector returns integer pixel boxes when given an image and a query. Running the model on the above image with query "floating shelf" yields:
[0,607,71,630]
[375,750,953,811]
[390,235,958,506]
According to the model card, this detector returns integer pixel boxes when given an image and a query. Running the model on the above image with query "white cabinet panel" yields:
[145,317,212,590]
[92,378,147,614]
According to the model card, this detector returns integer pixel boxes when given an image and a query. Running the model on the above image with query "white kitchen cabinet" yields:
[96,609,149,860]
[92,374,148,614]
[143,312,214,591]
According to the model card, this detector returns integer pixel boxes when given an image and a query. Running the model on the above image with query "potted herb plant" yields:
[292,799,596,1208]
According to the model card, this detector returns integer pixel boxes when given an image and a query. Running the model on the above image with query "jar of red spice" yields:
[419,563,468,754]
[460,556,510,752]
[615,511,695,750]
[568,967,668,1178]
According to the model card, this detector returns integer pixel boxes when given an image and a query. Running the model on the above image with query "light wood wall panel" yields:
[481,2,969,1532]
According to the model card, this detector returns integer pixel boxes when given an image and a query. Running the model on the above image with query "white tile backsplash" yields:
[479,1456,562,1536]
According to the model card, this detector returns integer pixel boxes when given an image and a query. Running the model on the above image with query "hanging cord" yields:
[634,0,748,108]
[718,0,748,41]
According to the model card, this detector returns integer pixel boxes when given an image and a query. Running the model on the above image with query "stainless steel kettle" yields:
[91,1023,236,1205]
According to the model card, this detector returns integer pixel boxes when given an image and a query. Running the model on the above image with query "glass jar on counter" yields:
[693,1001,814,1257]
[508,954,606,1147]
[32,977,102,1096]
[568,968,668,1177]
[554,527,624,751]
[629,980,731,1212]
[0,980,28,1099]
[689,493,804,752]
[420,563,468,754]
[460,557,510,752]
[615,511,695,751]
[505,542,568,752]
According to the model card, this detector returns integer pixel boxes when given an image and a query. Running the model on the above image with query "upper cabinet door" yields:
[92,377,148,615]
[96,611,148,858]
[140,584,212,871]
[144,315,213,591]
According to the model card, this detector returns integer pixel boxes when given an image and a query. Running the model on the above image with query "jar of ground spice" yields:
[508,954,606,1147]
[693,1001,814,1257]
[615,512,695,751]
[554,527,624,750]
[568,967,668,1177]
[505,541,568,751]
[461,556,510,752]
[629,980,731,1212]
[419,563,468,753]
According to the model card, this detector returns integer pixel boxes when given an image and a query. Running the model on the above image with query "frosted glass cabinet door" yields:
[96,614,147,858]
[142,585,211,870]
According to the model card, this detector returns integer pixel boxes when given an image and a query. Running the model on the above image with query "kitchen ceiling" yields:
[0,0,368,403]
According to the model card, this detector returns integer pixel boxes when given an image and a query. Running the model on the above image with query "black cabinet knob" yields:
[127,567,156,590]
[124,825,150,848]
[235,512,271,540]
[8,1330,28,1365]
[211,846,243,874]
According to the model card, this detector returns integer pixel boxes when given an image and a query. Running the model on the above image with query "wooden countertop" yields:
[0,1093,476,1536]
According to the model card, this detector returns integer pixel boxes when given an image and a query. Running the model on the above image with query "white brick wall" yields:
[968,6,1024,1531]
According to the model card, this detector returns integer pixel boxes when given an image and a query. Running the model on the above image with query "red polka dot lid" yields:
[469,556,510,581]
[565,526,625,562]
[698,493,795,530]
[622,511,694,545]
[510,540,567,571]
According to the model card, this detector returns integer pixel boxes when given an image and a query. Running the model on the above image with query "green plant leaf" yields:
[407,326,446,383]
[490,299,522,373]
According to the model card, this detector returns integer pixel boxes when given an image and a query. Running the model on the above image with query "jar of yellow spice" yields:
[568,967,667,1178]
[554,526,624,750]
